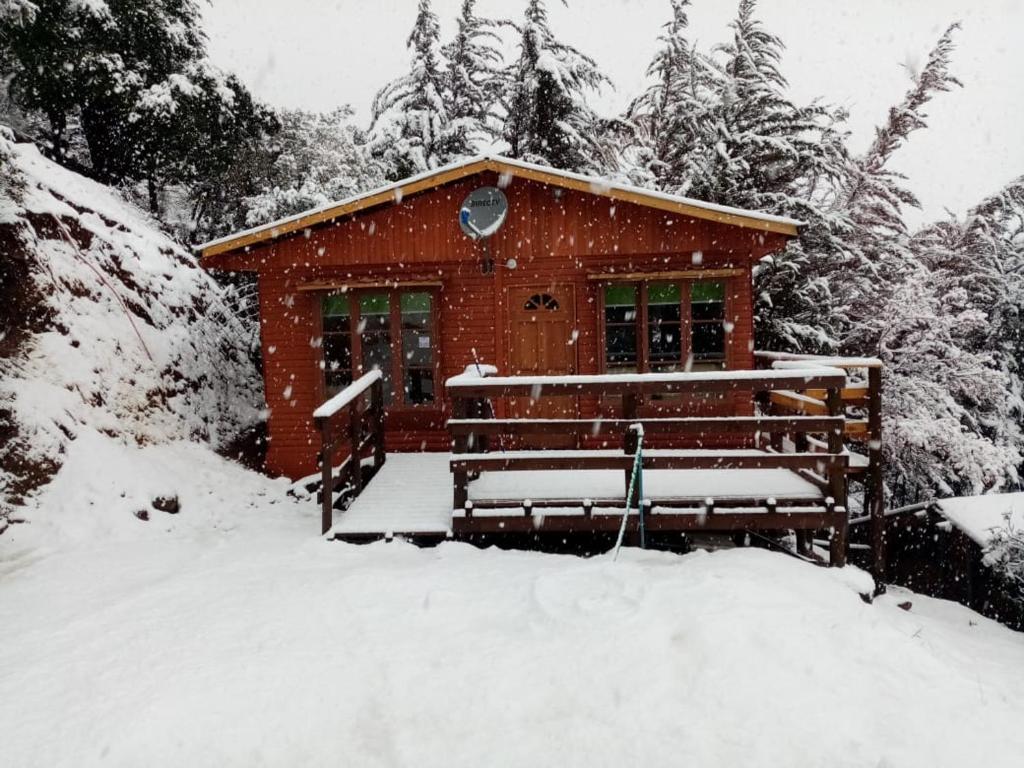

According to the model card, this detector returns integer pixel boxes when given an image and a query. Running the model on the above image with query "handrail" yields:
[313,371,386,535]
[313,370,382,419]
[754,350,883,369]
[446,368,848,398]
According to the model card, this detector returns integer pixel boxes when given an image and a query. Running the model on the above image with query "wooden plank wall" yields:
[230,174,785,478]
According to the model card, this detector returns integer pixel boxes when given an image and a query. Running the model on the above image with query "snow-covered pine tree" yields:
[441,0,503,155]
[370,0,461,179]
[501,0,609,172]
[907,176,1024,463]
[877,263,1021,505]
[625,0,712,191]
[685,0,849,352]
[839,24,963,354]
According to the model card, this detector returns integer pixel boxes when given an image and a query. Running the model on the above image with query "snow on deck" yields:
[470,464,823,503]
[330,453,453,536]
[329,452,824,536]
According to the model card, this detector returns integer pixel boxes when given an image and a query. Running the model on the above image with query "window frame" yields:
[319,286,442,411]
[598,277,732,375]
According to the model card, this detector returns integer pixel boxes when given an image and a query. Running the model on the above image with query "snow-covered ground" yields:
[3,436,1024,767]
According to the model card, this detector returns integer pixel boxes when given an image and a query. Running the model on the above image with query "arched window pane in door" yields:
[524,293,559,311]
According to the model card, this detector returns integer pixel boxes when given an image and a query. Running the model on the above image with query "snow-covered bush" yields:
[243,107,384,226]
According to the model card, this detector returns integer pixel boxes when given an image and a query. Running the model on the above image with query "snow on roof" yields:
[934,493,1024,547]
[198,154,805,258]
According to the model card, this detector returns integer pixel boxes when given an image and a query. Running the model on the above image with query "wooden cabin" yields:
[201,156,797,476]
[201,155,884,567]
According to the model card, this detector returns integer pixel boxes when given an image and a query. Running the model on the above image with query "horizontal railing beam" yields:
[448,415,845,437]
[454,511,848,535]
[452,452,848,473]
[445,369,847,399]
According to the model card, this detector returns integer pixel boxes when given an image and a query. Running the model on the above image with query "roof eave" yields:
[198,156,802,261]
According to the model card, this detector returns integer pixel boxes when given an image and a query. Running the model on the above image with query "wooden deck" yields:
[328,451,837,542]
[315,360,886,568]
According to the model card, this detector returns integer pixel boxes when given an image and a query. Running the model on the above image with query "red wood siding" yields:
[222,174,786,479]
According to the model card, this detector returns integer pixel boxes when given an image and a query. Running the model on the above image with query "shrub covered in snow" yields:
[989,518,1024,610]
[0,132,262,525]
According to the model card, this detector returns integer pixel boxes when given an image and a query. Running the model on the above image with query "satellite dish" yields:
[459,187,508,240]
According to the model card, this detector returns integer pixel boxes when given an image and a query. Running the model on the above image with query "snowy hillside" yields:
[0,130,261,531]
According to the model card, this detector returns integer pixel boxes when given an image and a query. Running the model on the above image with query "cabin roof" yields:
[197,154,804,260]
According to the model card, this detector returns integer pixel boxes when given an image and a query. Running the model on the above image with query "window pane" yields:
[405,368,435,405]
[605,326,637,365]
[604,284,637,307]
[357,293,392,403]
[323,294,351,317]
[692,322,725,358]
[691,281,725,303]
[649,322,681,364]
[605,285,637,371]
[360,293,390,331]
[401,292,434,404]
[323,334,352,372]
[362,331,392,402]
[690,281,726,369]
[400,291,431,314]
[322,295,352,396]
[648,282,681,306]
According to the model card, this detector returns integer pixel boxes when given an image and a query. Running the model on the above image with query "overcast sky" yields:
[203,0,1024,226]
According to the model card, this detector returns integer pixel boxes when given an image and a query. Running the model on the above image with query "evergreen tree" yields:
[240,107,385,227]
[838,23,963,354]
[878,263,1021,505]
[370,0,459,179]
[626,0,712,191]
[502,0,609,172]
[0,0,272,213]
[683,0,850,352]
[441,0,502,155]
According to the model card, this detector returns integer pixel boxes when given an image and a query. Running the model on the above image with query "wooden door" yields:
[507,286,578,446]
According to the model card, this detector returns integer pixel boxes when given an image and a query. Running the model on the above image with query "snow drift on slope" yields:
[0,128,261,527]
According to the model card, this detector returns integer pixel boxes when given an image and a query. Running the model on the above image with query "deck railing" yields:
[313,371,386,535]
[754,351,885,577]
[446,368,852,564]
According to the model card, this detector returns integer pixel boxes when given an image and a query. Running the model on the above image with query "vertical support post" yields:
[826,384,848,567]
[828,496,847,567]
[371,376,386,471]
[622,392,639,496]
[349,396,363,496]
[318,417,333,536]
[452,395,469,511]
[867,365,885,582]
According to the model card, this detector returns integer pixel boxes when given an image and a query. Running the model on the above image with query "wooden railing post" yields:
[825,384,848,566]
[318,418,333,535]
[452,395,469,511]
[371,377,386,471]
[348,395,363,496]
[867,365,885,581]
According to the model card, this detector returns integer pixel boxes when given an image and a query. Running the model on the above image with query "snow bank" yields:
[0,133,262,523]
[1,432,1022,766]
